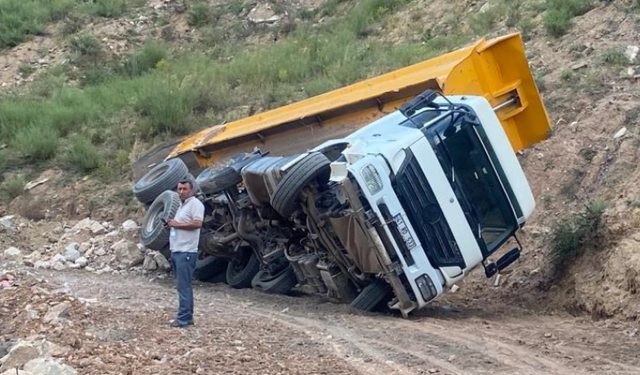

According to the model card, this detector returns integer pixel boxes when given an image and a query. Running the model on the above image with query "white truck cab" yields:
[318,92,535,315]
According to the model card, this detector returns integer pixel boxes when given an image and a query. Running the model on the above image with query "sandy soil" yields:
[3,269,638,375]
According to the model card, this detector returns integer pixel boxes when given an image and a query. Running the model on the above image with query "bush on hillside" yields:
[12,125,59,161]
[549,200,608,277]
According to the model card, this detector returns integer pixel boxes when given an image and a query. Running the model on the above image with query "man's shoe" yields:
[169,320,191,328]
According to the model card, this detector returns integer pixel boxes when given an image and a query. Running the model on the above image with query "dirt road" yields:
[7,270,633,375]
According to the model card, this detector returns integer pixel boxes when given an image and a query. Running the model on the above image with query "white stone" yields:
[52,262,66,271]
[23,358,76,375]
[78,242,91,253]
[142,255,157,271]
[614,127,627,139]
[64,243,81,262]
[71,218,106,235]
[95,248,106,256]
[111,240,144,268]
[74,257,88,267]
[34,260,52,269]
[122,219,138,231]
[51,254,65,263]
[0,215,15,230]
[153,252,171,271]
[625,45,639,62]
[3,247,22,258]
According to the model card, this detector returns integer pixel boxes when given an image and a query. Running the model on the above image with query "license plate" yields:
[394,214,416,250]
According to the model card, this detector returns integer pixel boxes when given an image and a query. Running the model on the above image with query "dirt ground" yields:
[2,268,639,375]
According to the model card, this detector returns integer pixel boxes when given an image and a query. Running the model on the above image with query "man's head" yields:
[177,180,194,201]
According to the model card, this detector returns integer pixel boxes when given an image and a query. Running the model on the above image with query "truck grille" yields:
[393,154,465,268]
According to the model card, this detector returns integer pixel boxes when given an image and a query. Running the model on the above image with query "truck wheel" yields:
[194,255,229,283]
[226,251,260,289]
[140,191,180,250]
[133,158,188,204]
[350,279,393,312]
[197,153,261,195]
[251,266,298,295]
[270,153,331,217]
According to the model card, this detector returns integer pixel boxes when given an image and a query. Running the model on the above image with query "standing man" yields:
[167,179,204,328]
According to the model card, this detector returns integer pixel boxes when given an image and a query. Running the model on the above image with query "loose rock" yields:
[23,358,76,375]
[3,247,22,259]
[112,240,144,268]
[122,219,138,231]
[43,302,70,324]
[153,252,171,271]
[64,243,81,262]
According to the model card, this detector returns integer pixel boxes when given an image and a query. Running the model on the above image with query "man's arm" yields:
[167,219,202,230]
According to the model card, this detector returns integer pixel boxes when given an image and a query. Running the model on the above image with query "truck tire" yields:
[350,279,392,312]
[133,159,188,204]
[194,255,229,283]
[226,251,260,289]
[270,153,331,217]
[251,266,298,295]
[140,191,181,250]
[196,153,262,195]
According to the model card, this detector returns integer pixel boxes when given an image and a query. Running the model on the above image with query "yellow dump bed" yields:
[168,33,550,168]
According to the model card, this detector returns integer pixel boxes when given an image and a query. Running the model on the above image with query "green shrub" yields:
[188,2,212,27]
[18,63,35,77]
[66,136,103,172]
[134,78,196,138]
[12,125,59,161]
[1,174,25,200]
[0,0,75,49]
[69,33,102,60]
[544,0,594,37]
[601,48,629,66]
[119,42,168,77]
[549,200,608,276]
[79,0,139,18]
[469,5,503,36]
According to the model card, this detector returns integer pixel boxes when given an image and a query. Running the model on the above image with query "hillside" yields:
[1,0,640,322]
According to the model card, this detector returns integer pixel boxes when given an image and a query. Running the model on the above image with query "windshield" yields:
[425,114,517,255]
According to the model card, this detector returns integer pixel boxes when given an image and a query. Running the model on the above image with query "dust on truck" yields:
[133,33,551,317]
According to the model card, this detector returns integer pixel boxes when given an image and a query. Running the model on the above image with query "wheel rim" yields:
[145,201,166,234]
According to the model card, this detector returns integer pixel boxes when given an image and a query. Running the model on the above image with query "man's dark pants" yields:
[170,251,197,325]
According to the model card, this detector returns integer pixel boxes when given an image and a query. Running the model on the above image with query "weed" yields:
[0,0,75,49]
[188,2,212,27]
[119,42,168,77]
[517,16,534,40]
[79,0,140,18]
[61,13,86,36]
[65,136,103,172]
[299,8,318,20]
[12,125,59,161]
[601,48,629,66]
[18,63,36,77]
[69,33,102,60]
[134,78,196,138]
[560,70,573,82]
[229,2,246,15]
[579,147,597,162]
[469,5,503,36]
[200,27,225,47]
[543,0,594,37]
[627,200,640,209]
[549,200,607,277]
[1,174,25,200]
[544,160,555,171]
[560,168,585,198]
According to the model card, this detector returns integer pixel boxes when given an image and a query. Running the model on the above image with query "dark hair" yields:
[177,180,193,189]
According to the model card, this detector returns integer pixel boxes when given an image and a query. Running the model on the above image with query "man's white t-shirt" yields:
[169,196,205,253]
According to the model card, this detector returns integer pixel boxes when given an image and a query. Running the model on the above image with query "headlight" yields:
[415,274,438,302]
[360,164,383,195]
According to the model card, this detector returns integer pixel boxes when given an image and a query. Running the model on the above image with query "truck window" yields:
[428,118,517,254]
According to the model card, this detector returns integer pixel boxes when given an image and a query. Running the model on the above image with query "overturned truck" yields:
[133,33,551,317]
